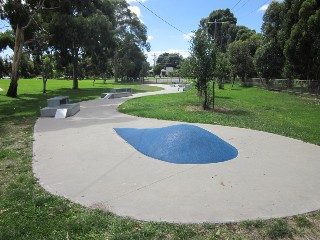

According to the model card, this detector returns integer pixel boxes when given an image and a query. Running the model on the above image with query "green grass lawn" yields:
[119,84,320,145]
[0,78,162,119]
[1,79,320,239]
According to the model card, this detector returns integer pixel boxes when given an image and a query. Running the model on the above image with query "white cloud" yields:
[126,0,148,3]
[129,6,141,18]
[166,49,190,58]
[183,32,195,40]
[258,4,269,12]
[147,35,154,41]
[258,0,283,12]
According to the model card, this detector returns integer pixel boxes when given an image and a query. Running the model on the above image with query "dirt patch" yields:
[186,106,203,112]
[186,105,233,113]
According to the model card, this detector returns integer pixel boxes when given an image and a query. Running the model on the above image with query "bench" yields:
[40,96,80,118]
[184,84,191,91]
[47,96,69,107]
[110,88,132,93]
[174,84,191,92]
[101,88,132,99]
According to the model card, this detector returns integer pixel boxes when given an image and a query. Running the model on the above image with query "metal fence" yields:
[246,78,320,97]
[143,77,187,84]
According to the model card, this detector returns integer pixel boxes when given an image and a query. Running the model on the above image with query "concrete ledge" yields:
[40,103,80,117]
[110,88,132,93]
[116,92,132,98]
[101,92,132,99]
[101,93,113,99]
[47,96,69,107]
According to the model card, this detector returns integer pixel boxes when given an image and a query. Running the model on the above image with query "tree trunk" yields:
[42,77,47,93]
[202,84,209,110]
[114,52,119,82]
[212,81,215,111]
[72,43,79,90]
[6,26,24,98]
[232,75,235,87]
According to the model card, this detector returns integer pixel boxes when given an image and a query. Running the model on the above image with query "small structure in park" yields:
[101,88,132,99]
[160,67,174,77]
[40,96,80,118]
[171,83,191,92]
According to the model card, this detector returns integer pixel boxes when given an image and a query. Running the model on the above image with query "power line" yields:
[231,0,243,10]
[135,0,188,35]
[238,0,270,20]
[233,0,252,13]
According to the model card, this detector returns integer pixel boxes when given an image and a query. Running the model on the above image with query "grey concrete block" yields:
[101,92,132,99]
[47,96,69,107]
[101,93,114,99]
[110,88,132,93]
[40,103,80,117]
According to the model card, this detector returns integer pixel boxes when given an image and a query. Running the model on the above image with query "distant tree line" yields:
[153,52,183,76]
[180,0,320,89]
[0,0,150,97]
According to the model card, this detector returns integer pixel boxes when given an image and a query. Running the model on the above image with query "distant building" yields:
[166,67,174,75]
[160,67,174,77]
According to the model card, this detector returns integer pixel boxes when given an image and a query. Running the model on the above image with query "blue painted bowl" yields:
[114,124,238,164]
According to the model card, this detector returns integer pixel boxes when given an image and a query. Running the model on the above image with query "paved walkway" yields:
[33,85,320,223]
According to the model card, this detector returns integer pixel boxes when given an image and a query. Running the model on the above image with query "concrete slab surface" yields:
[33,84,320,223]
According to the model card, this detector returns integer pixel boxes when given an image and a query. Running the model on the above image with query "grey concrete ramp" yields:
[33,84,320,223]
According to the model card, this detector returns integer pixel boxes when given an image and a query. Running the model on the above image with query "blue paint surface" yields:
[114,124,238,164]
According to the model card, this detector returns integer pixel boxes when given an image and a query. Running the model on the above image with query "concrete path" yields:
[33,84,320,223]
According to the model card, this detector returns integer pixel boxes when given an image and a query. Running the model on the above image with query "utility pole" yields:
[152,53,157,68]
[207,19,229,111]
[208,19,229,45]
[214,19,217,43]
[152,53,157,78]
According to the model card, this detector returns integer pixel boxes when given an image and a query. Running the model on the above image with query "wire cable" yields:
[135,0,188,35]
[238,0,270,20]
[231,0,243,10]
[233,0,252,13]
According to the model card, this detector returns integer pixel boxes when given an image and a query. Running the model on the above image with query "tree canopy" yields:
[153,52,183,75]
[0,0,149,97]
[196,0,320,86]
[113,0,150,81]
[201,8,237,52]
[1,0,319,97]
[1,0,60,97]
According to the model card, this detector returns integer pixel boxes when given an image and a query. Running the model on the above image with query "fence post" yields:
[212,81,215,111]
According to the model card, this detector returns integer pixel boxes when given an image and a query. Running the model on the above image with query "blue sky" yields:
[127,0,273,65]
[1,0,272,65]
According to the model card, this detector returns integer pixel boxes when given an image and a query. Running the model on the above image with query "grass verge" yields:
[119,84,320,145]
[0,79,320,239]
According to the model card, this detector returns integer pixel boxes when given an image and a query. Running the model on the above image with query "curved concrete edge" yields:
[32,84,320,224]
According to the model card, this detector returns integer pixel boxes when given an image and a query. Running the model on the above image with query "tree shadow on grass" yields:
[215,96,233,100]
[226,109,250,116]
[20,87,112,101]
[0,84,161,122]
[213,108,250,116]
[186,105,251,116]
[0,87,107,122]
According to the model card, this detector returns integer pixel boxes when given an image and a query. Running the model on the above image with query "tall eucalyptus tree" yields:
[0,0,59,97]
